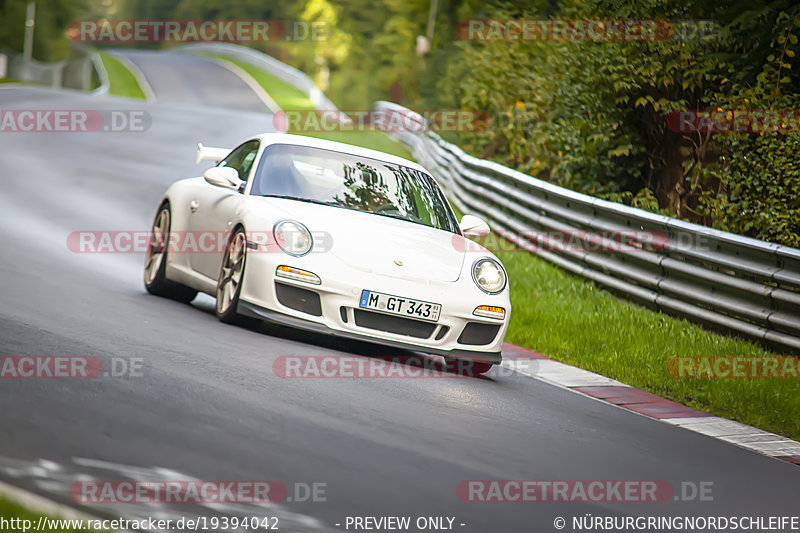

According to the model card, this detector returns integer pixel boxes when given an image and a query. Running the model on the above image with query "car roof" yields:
[253,133,428,173]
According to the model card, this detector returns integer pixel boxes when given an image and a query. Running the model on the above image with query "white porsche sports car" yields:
[144,133,510,374]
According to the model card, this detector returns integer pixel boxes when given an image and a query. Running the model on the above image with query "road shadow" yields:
[184,292,493,379]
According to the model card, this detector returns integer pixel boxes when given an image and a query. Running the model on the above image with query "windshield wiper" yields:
[260,194,334,207]
[374,212,423,224]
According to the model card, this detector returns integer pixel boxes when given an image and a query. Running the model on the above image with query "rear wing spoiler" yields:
[195,143,230,165]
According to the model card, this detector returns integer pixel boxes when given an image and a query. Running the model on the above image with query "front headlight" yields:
[472,258,507,294]
[273,220,313,256]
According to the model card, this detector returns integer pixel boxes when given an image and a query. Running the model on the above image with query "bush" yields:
[431,0,800,246]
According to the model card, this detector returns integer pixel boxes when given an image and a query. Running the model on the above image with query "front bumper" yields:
[238,254,509,365]
[237,300,502,365]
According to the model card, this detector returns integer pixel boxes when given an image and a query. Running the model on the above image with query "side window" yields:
[218,140,260,183]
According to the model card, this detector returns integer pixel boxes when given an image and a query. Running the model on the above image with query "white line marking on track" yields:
[502,349,800,465]
[110,52,158,103]
[503,359,630,387]
[210,58,282,113]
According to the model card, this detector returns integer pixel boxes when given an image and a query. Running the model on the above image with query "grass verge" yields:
[489,241,799,440]
[201,53,412,159]
[98,52,146,100]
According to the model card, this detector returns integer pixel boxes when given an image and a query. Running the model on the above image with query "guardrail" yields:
[6,54,67,86]
[373,101,800,353]
[175,42,338,112]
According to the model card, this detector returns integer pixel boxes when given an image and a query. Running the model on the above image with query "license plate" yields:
[359,290,441,322]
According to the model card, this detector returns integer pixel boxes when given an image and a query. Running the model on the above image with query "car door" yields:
[187,140,260,280]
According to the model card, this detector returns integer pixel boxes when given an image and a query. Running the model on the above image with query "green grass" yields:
[202,53,412,159]
[490,241,799,440]
[98,52,147,100]
[0,496,100,532]
[0,78,46,86]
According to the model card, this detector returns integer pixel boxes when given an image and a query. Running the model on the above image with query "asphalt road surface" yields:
[113,50,270,112]
[0,51,797,533]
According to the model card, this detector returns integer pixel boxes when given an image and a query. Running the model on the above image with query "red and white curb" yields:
[500,343,800,467]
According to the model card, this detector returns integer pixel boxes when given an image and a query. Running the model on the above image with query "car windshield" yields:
[250,144,460,233]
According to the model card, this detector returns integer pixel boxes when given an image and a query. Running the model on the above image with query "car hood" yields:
[258,198,465,282]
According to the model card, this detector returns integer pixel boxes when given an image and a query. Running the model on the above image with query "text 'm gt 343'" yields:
[144,133,510,374]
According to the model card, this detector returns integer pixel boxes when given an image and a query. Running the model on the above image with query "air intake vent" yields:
[275,282,322,316]
[353,309,436,339]
[457,322,500,345]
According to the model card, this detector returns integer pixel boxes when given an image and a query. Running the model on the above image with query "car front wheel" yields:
[216,227,248,324]
[144,203,197,303]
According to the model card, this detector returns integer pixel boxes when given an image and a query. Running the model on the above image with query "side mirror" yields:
[204,166,243,190]
[460,214,490,239]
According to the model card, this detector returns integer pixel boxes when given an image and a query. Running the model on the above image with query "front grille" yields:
[457,322,501,345]
[353,309,436,339]
[275,282,322,316]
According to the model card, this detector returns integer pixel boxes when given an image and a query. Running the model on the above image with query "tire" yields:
[144,203,197,304]
[216,227,249,324]
[443,357,494,376]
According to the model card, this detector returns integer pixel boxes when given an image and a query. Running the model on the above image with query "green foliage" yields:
[691,11,800,245]
[0,0,79,61]
[432,0,800,245]
[698,116,800,246]
[0,496,102,532]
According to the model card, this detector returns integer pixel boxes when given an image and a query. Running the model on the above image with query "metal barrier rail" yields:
[3,44,107,93]
[373,101,800,353]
